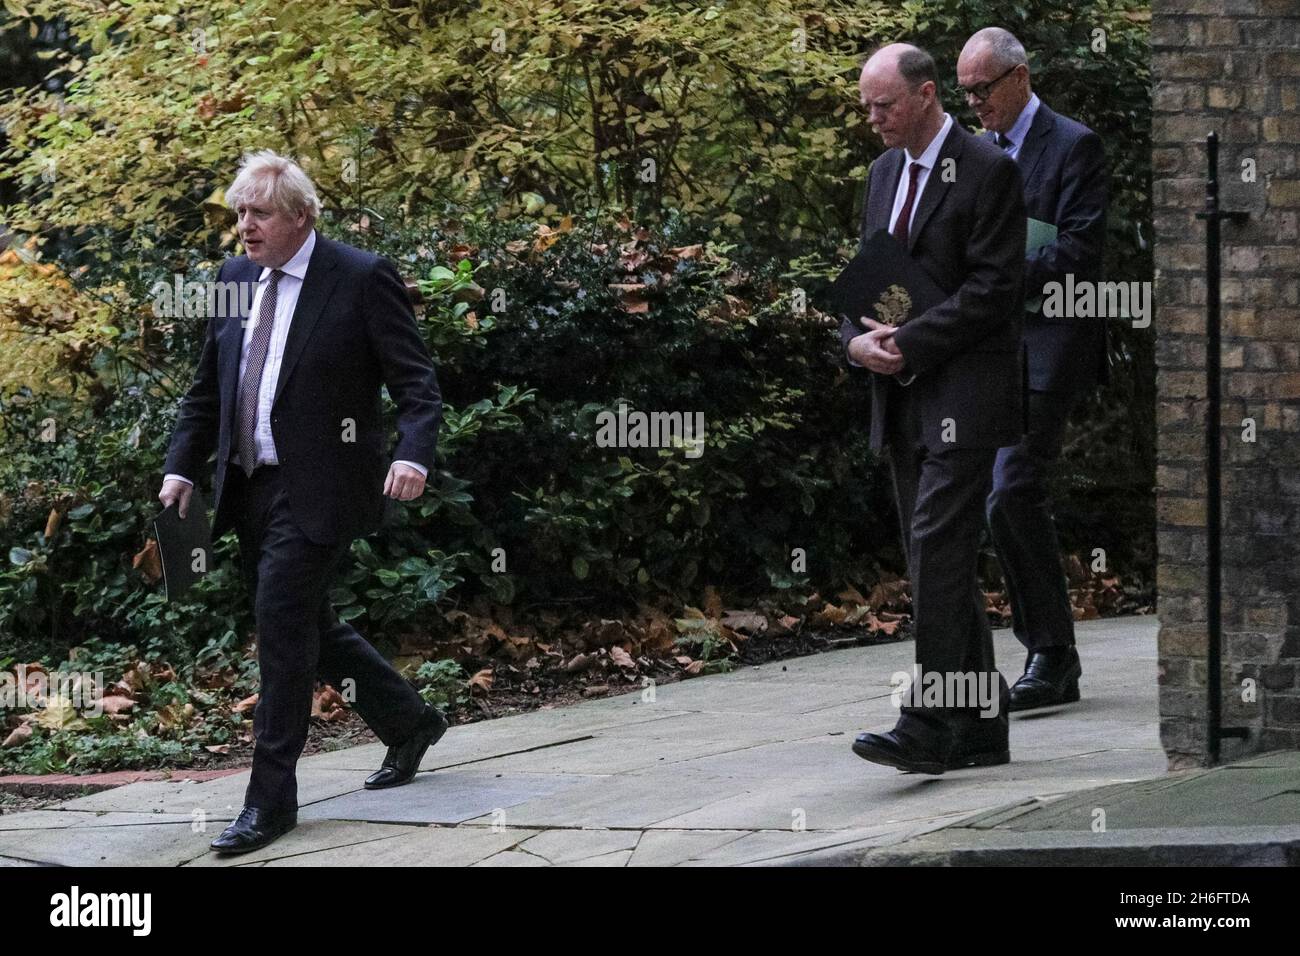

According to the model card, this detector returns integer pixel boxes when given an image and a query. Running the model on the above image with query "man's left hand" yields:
[384,462,426,501]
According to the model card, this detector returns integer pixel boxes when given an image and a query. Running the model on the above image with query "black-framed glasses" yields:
[955,64,1020,103]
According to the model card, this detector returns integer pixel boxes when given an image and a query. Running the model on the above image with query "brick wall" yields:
[1153,0,1300,767]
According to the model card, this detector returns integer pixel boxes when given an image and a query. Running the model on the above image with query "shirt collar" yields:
[259,229,316,282]
[1002,93,1040,151]
[905,113,954,170]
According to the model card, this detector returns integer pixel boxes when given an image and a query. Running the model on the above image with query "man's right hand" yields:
[847,320,906,376]
[159,478,194,520]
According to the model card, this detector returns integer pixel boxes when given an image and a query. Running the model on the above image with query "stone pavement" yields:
[0,616,1178,867]
[855,749,1300,866]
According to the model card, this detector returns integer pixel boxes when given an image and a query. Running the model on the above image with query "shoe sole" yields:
[210,823,296,854]
[851,741,947,775]
[853,741,1010,775]
[363,715,450,790]
[1009,684,1081,713]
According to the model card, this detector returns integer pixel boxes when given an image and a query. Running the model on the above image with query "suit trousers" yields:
[229,464,427,810]
[985,388,1080,653]
[885,387,1001,723]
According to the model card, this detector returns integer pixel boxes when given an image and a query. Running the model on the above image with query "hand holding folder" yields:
[151,488,212,601]
[824,229,947,334]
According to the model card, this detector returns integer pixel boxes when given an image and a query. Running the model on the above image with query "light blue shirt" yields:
[999,93,1041,161]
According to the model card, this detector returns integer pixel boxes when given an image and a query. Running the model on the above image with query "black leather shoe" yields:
[853,725,950,775]
[364,706,449,789]
[1009,647,1082,712]
[855,701,1010,775]
[209,805,297,854]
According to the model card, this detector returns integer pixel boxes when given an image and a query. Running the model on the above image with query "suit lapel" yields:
[271,236,342,409]
[218,257,260,429]
[1015,103,1055,191]
[868,151,904,233]
[907,122,963,253]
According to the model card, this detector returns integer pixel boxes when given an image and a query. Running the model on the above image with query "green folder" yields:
[1025,217,1058,312]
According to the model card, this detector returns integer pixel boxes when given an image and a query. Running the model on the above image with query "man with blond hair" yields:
[159,150,447,854]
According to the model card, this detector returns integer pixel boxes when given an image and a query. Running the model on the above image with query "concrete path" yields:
[0,616,1166,867]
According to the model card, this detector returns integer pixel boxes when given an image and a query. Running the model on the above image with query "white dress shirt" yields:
[888,112,954,238]
[165,230,427,487]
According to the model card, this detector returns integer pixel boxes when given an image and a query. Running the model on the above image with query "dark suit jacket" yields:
[163,234,442,546]
[841,121,1026,453]
[1016,102,1108,393]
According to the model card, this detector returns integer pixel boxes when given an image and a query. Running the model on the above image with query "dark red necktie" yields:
[892,161,922,245]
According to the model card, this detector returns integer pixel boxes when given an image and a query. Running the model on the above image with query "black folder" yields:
[151,488,213,602]
[824,229,948,333]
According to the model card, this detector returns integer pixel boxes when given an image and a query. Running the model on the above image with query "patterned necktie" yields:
[235,269,283,477]
[892,161,923,245]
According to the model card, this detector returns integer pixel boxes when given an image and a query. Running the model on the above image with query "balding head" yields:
[859,43,945,155]
[962,27,1028,71]
[957,28,1032,134]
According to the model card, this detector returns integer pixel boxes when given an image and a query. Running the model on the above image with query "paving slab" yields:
[304,706,692,772]
[254,826,541,867]
[185,820,422,867]
[0,818,212,866]
[53,769,373,818]
[298,771,592,824]
[512,827,642,865]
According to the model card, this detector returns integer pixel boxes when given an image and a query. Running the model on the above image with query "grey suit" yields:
[841,122,1026,717]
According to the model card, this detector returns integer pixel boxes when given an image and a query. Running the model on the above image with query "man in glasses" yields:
[957,28,1108,713]
[844,43,1025,774]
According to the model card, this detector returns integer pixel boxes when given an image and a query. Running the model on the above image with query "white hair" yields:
[225,150,322,220]
[968,27,1028,72]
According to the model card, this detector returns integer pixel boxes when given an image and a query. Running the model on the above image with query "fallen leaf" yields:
[836,585,867,607]
[156,702,195,732]
[232,693,259,715]
[33,695,88,732]
[721,610,767,634]
[469,668,494,696]
[132,539,162,584]
[564,653,594,673]
[609,646,636,669]
[608,283,649,314]
[2,724,32,748]
[312,685,348,721]
[98,695,135,715]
